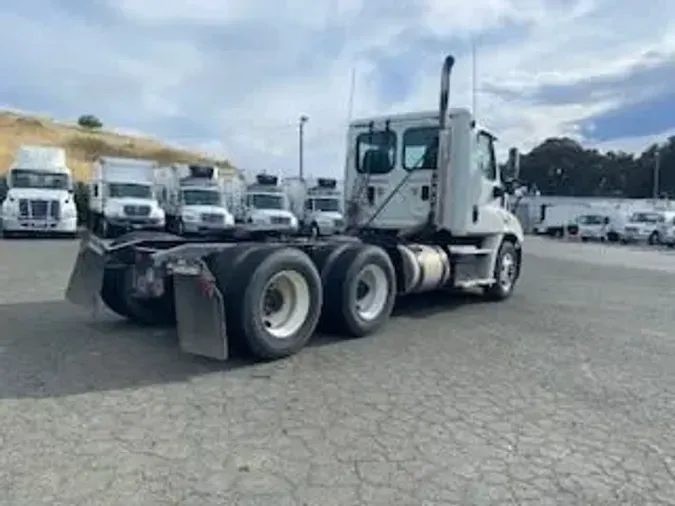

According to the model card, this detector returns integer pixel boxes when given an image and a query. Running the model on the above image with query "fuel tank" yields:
[397,244,451,294]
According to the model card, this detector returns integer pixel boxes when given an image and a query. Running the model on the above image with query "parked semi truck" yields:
[1,145,78,238]
[284,177,345,236]
[155,163,235,236]
[65,54,524,362]
[87,156,165,238]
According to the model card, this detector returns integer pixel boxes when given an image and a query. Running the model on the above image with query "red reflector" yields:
[197,276,215,297]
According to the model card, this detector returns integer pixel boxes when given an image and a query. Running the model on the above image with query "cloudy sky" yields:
[0,0,674,178]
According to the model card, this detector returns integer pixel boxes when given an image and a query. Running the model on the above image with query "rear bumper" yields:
[2,216,77,234]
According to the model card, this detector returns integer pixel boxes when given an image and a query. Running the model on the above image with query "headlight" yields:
[2,203,16,217]
[107,207,123,218]
[182,212,198,222]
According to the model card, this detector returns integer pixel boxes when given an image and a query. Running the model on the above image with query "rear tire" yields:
[322,244,396,338]
[484,240,520,301]
[100,266,175,326]
[218,246,322,360]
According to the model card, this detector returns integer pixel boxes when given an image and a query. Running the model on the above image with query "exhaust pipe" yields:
[438,55,455,129]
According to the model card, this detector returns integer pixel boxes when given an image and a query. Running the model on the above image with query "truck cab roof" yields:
[349,108,494,138]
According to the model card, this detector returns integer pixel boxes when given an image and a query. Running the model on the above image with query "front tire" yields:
[648,231,660,245]
[484,240,520,301]
[322,244,396,338]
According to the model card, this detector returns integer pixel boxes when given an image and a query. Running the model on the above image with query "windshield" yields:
[578,215,605,225]
[108,183,152,199]
[182,189,221,206]
[10,169,69,190]
[250,193,284,210]
[629,212,660,223]
[312,197,340,212]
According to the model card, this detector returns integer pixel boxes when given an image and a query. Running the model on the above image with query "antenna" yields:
[471,42,477,122]
[347,66,356,124]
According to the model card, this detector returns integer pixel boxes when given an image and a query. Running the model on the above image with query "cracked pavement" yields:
[0,237,674,505]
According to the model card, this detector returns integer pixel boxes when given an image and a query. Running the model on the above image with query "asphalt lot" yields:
[0,236,674,506]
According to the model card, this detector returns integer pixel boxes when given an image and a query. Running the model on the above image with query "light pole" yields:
[298,115,308,180]
[653,146,662,200]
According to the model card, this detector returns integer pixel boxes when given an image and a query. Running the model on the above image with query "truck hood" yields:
[183,205,231,217]
[251,208,295,219]
[312,211,343,221]
[6,188,71,201]
[106,197,158,208]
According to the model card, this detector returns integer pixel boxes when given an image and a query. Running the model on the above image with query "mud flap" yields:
[173,269,229,361]
[65,238,106,309]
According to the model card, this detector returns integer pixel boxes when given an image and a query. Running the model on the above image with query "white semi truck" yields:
[65,54,524,362]
[1,145,78,238]
[284,177,345,237]
[87,156,165,238]
[155,163,234,236]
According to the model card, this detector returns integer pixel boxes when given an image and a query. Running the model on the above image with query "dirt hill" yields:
[0,112,236,181]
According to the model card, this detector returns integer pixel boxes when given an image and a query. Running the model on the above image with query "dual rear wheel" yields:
[204,242,397,360]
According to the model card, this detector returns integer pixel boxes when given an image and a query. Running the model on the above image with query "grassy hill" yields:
[0,111,236,181]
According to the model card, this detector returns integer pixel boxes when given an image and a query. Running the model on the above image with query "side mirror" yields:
[503,177,522,195]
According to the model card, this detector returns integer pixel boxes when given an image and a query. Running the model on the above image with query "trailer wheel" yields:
[223,247,322,360]
[484,240,520,301]
[322,244,396,338]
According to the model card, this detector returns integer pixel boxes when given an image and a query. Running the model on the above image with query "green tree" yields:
[516,135,675,198]
[77,114,103,129]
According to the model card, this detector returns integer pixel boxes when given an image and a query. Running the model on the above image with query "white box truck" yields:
[227,173,299,233]
[155,164,234,236]
[87,156,165,238]
[284,177,345,237]
[1,145,78,238]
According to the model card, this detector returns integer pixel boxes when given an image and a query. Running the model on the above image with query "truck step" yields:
[448,246,492,256]
[454,277,495,289]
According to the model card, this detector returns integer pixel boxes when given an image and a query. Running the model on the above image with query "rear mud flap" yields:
[173,271,229,361]
[65,240,106,309]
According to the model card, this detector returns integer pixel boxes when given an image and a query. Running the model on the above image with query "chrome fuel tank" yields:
[397,244,451,294]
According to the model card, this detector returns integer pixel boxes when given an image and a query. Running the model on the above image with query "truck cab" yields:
[1,145,78,238]
[156,164,234,236]
[344,109,522,243]
[88,156,165,238]
[240,174,298,231]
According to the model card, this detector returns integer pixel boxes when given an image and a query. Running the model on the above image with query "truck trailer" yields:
[65,54,525,362]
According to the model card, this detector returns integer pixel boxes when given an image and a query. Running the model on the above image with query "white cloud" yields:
[0,0,674,178]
